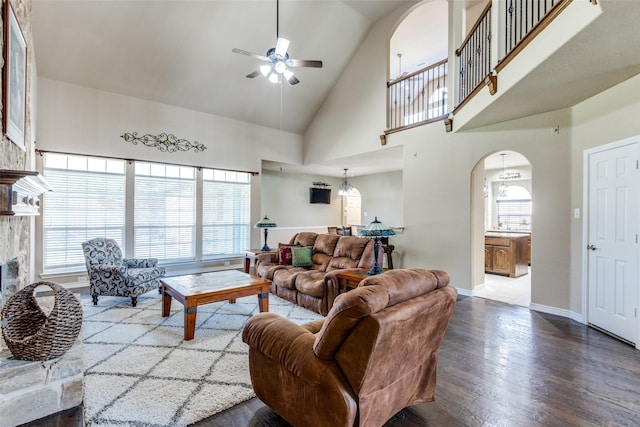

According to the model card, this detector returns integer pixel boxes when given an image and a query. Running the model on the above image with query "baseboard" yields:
[456,287,473,297]
[456,293,585,323]
[530,302,583,323]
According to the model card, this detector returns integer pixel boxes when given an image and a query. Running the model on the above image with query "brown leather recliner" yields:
[242,268,457,427]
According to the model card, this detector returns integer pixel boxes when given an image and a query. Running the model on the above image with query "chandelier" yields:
[498,153,508,197]
[338,169,353,196]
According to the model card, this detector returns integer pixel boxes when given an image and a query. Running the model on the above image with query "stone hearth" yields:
[0,339,84,427]
[0,293,84,427]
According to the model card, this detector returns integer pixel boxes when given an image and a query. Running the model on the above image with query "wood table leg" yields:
[258,292,269,312]
[244,256,250,273]
[184,306,197,340]
[229,298,236,304]
[162,289,171,317]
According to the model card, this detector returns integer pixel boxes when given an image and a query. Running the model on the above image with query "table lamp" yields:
[254,215,277,251]
[359,216,395,275]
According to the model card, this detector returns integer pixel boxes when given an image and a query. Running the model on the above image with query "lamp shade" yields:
[254,216,277,228]
[359,217,395,238]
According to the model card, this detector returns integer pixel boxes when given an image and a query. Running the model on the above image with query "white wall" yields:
[36,78,305,250]
[260,169,403,245]
[351,170,403,227]
[303,1,575,313]
[261,169,343,228]
[570,73,640,316]
[301,0,640,319]
[303,5,409,164]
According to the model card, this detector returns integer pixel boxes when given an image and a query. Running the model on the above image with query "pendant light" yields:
[338,169,353,196]
[498,153,508,197]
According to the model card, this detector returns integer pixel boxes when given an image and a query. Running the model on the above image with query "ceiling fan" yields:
[232,0,323,85]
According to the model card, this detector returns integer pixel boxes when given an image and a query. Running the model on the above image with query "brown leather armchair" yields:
[242,268,457,427]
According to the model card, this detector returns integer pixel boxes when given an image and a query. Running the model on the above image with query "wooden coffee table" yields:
[161,270,271,340]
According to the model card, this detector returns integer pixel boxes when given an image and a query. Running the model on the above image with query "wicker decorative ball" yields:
[1,281,83,361]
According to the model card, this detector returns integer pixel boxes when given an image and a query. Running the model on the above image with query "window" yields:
[43,153,126,271]
[41,153,251,274]
[135,163,195,262]
[202,169,250,259]
[496,186,532,231]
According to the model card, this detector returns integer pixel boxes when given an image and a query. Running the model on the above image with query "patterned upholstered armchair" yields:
[82,238,166,307]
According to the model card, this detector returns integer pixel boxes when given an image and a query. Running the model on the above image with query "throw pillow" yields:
[279,245,293,265]
[292,246,313,267]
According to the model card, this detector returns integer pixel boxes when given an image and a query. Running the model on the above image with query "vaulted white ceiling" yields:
[32,0,407,137]
[31,1,640,179]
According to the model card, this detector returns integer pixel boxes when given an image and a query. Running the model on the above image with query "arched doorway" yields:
[472,151,532,307]
[344,188,362,227]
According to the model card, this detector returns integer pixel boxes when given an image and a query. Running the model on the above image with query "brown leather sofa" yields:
[254,232,378,315]
[242,268,457,427]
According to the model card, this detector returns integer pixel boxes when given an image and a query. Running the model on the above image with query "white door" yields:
[345,190,361,226]
[587,140,639,345]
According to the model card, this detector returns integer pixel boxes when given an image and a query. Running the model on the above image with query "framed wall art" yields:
[3,1,27,150]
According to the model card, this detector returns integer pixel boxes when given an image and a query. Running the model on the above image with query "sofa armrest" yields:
[124,258,158,268]
[243,313,330,384]
[254,252,279,271]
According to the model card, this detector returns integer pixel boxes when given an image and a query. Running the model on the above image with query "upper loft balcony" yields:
[450,0,640,132]
[386,0,640,135]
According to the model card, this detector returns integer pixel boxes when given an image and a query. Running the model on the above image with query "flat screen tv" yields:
[310,188,331,204]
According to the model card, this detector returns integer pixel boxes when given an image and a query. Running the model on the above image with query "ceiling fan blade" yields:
[275,37,290,57]
[246,70,261,78]
[287,59,323,68]
[287,74,300,85]
[232,48,269,62]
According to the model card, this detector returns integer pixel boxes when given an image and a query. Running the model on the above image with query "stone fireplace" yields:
[0,255,85,426]
[0,256,20,311]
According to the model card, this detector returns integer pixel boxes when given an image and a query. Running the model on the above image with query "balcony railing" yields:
[386,59,448,133]
[388,0,576,133]
[455,0,492,107]
[454,0,574,112]
[505,0,558,56]
[497,0,572,71]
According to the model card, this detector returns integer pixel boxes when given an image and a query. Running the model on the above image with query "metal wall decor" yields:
[121,132,207,153]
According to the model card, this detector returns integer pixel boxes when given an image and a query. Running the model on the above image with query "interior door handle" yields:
[587,244,597,251]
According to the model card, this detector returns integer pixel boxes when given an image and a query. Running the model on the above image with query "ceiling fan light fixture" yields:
[260,64,272,76]
[274,60,287,74]
[231,0,322,86]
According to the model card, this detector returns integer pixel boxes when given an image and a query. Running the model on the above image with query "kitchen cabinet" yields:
[485,232,529,278]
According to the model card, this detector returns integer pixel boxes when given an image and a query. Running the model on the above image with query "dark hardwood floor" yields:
[23,295,640,427]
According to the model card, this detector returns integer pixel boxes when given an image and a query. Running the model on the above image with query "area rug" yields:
[81,290,322,426]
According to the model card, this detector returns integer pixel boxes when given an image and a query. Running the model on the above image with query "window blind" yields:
[202,169,250,258]
[42,153,126,271]
[496,199,532,231]
[134,163,195,262]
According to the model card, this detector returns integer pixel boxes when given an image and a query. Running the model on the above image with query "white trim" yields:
[529,303,573,319]
[456,287,473,297]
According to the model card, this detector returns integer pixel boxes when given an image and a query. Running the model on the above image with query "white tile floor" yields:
[473,268,531,307]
